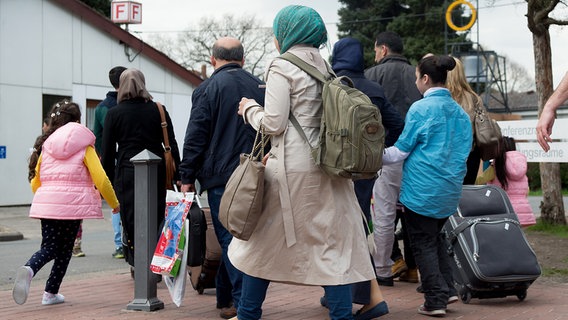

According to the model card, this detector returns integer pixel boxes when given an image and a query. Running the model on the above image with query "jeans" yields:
[238,274,354,320]
[372,162,403,277]
[112,211,122,248]
[404,207,456,309]
[207,186,243,309]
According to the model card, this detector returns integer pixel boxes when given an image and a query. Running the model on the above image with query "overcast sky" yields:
[127,0,568,88]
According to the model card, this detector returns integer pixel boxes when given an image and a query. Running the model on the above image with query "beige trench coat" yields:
[228,45,375,286]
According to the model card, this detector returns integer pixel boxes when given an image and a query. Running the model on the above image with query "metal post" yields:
[127,149,164,311]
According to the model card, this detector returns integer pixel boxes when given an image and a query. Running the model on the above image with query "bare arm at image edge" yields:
[537,72,568,152]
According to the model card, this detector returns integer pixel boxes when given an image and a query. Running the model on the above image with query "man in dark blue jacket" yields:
[179,37,265,319]
[329,37,404,320]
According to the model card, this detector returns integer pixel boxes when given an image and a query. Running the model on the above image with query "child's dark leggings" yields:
[26,219,81,294]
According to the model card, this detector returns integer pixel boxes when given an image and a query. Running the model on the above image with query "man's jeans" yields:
[112,211,121,249]
[372,162,403,277]
[404,207,456,309]
[237,274,353,320]
[207,186,243,309]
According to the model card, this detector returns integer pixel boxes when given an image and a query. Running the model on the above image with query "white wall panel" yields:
[0,0,43,87]
[0,85,42,205]
[42,2,73,90]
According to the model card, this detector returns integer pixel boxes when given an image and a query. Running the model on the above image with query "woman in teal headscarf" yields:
[229,5,377,320]
[272,5,328,54]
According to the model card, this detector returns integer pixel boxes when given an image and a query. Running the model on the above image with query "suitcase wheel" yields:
[460,288,472,304]
[197,286,204,295]
[516,290,527,301]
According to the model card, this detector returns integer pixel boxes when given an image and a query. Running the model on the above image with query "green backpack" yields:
[281,52,385,180]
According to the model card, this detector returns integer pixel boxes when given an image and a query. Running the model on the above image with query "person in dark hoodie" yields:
[320,37,404,320]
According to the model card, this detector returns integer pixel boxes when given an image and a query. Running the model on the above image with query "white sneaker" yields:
[13,266,33,305]
[42,292,65,305]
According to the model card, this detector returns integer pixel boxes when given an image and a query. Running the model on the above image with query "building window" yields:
[42,94,71,127]
[86,99,101,131]
[42,95,101,131]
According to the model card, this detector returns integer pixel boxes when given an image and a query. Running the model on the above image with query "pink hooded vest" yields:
[29,122,103,220]
[489,151,536,226]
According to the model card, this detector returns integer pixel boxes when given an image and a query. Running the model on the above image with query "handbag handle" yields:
[250,125,269,160]
[155,102,171,153]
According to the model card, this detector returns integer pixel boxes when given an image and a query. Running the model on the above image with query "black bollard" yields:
[127,150,164,311]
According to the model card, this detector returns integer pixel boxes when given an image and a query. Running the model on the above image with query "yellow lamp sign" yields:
[446,0,477,31]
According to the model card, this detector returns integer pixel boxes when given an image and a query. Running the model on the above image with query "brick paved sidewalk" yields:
[1,268,567,320]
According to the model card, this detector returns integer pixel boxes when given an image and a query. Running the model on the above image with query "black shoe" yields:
[416,285,424,293]
[376,275,394,286]
[354,301,389,320]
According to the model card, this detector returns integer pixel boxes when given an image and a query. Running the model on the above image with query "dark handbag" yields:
[156,102,176,190]
[219,126,268,241]
[474,105,502,161]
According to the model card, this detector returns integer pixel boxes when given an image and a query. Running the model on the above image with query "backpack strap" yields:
[288,111,314,149]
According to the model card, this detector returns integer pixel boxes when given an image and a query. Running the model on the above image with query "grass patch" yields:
[526,219,568,238]
[528,189,568,196]
[541,267,568,277]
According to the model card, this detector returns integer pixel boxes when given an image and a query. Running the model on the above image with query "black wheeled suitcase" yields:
[188,207,221,294]
[187,201,207,267]
[444,185,541,304]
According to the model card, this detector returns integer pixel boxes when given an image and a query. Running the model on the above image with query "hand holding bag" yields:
[156,102,177,189]
[219,126,268,241]
[474,105,502,161]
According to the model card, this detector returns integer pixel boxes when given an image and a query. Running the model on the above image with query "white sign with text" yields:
[497,119,568,163]
[111,1,142,24]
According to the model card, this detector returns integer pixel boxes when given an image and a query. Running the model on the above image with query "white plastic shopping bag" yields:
[163,218,189,307]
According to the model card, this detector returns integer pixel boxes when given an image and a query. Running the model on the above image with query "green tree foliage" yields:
[80,0,111,17]
[337,0,471,67]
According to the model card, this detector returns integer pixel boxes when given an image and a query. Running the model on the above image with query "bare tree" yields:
[505,57,535,92]
[148,15,276,78]
[527,0,568,225]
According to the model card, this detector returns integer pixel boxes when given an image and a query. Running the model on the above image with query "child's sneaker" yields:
[42,292,65,305]
[12,266,34,305]
[112,247,124,259]
[418,305,446,317]
[72,247,85,257]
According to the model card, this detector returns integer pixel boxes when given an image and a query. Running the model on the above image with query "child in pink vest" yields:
[476,136,536,226]
[12,100,119,306]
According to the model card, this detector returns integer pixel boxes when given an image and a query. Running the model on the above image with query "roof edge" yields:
[49,0,203,87]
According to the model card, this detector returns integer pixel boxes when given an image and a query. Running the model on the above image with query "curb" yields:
[0,226,23,242]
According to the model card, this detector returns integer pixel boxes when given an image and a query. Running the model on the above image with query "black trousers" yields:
[404,207,456,309]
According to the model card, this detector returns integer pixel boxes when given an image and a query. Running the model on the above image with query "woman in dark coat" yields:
[101,68,180,268]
